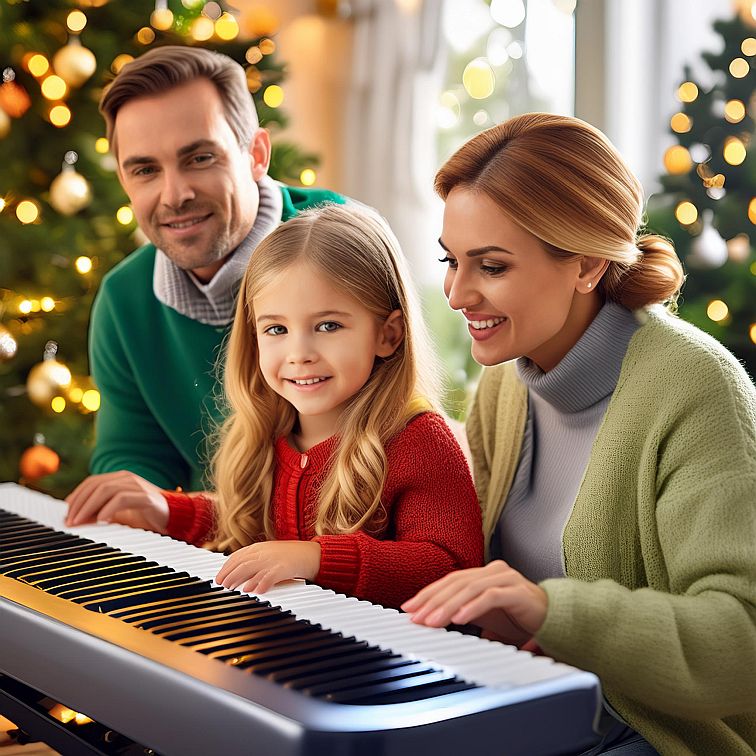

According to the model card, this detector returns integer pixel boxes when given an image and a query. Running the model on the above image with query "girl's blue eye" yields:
[316,321,341,332]
[264,325,286,336]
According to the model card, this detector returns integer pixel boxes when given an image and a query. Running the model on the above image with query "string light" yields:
[191,17,214,41]
[299,169,316,186]
[137,27,156,44]
[49,104,72,127]
[116,206,134,225]
[748,198,756,224]
[75,256,93,274]
[41,297,55,312]
[490,0,525,28]
[69,387,83,403]
[95,137,109,153]
[29,300,41,313]
[724,99,746,123]
[150,7,174,31]
[723,136,747,165]
[81,389,100,411]
[670,112,692,133]
[111,55,134,74]
[16,200,40,224]
[28,54,49,77]
[706,299,729,322]
[729,57,749,78]
[675,201,698,225]
[51,396,66,413]
[677,82,698,102]
[19,300,33,314]
[750,324,756,345]
[0,198,6,213]
[663,145,692,174]
[259,39,276,55]
[742,38,756,56]
[263,85,284,108]
[215,13,239,40]
[246,47,263,65]
[462,58,495,99]
[67,10,87,32]
[41,75,67,100]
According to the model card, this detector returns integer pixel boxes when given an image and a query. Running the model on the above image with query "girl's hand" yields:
[215,540,322,594]
[65,470,169,533]
[401,560,548,646]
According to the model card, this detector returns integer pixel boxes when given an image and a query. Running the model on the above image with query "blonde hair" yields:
[209,203,440,552]
[435,113,684,309]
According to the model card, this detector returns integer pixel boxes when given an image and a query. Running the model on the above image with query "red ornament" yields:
[19,444,61,481]
[0,80,32,118]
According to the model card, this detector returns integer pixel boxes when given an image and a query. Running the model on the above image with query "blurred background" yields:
[0,0,754,497]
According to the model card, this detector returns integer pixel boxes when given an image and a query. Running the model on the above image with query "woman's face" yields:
[440,187,589,371]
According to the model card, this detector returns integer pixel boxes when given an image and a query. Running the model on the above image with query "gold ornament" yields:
[49,155,92,216]
[27,358,72,407]
[53,40,97,88]
[19,443,60,481]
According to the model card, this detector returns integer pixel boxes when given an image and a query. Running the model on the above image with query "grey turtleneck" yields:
[489,302,640,583]
[152,174,283,326]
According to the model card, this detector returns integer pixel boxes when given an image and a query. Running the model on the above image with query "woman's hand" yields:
[65,470,169,533]
[401,560,548,646]
[215,540,322,594]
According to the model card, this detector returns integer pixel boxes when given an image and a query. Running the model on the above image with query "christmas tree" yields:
[0,0,318,497]
[646,10,756,378]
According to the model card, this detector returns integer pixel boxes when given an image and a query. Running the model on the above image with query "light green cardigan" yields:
[466,307,756,754]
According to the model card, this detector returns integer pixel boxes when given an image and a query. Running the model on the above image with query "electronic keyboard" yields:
[0,482,601,755]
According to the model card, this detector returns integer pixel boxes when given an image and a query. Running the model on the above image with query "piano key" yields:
[135,599,272,631]
[286,655,417,691]
[63,572,199,602]
[219,635,358,668]
[182,618,303,650]
[116,590,252,624]
[88,580,219,613]
[214,627,340,663]
[159,608,291,641]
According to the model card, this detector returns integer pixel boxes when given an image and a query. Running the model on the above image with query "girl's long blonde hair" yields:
[435,113,684,309]
[209,203,440,552]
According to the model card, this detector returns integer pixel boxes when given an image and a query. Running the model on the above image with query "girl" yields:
[401,114,756,754]
[66,204,483,609]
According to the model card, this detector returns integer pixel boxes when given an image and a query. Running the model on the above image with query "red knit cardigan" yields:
[163,412,483,608]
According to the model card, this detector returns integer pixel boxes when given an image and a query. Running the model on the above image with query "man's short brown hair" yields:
[99,45,257,155]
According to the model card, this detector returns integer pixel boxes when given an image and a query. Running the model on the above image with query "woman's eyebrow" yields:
[438,238,513,256]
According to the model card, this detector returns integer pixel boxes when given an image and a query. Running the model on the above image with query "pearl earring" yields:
[587,282,593,289]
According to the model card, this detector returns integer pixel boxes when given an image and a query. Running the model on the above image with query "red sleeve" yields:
[313,413,483,609]
[163,491,216,546]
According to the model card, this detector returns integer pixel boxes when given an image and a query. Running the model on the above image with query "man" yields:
[87,46,344,491]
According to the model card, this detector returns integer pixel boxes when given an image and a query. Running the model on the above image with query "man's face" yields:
[114,78,269,281]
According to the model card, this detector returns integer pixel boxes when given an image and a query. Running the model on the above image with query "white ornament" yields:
[688,209,728,269]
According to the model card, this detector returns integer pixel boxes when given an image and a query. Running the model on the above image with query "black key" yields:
[88,580,217,613]
[284,655,413,690]
[351,679,476,705]
[130,595,265,628]
[222,634,355,668]
[214,627,338,663]
[324,670,460,703]
[267,648,395,684]
[180,617,300,649]
[18,554,147,584]
[62,573,196,602]
[1,533,82,555]
[159,607,287,641]
[147,603,281,634]
[303,661,434,697]
[34,562,170,592]
[116,590,250,623]
[250,642,373,677]
[2,544,113,573]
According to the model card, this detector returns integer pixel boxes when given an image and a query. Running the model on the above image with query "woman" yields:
[402,113,756,754]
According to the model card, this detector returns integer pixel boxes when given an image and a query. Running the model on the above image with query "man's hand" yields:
[65,470,170,533]
[401,560,548,647]
[215,541,322,594]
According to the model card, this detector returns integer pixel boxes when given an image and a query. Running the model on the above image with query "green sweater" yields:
[467,307,756,754]
[89,185,344,490]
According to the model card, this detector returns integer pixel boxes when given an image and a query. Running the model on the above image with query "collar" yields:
[516,302,640,413]
[152,174,283,326]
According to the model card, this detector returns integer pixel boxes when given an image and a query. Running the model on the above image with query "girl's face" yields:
[440,187,590,372]
[253,262,402,442]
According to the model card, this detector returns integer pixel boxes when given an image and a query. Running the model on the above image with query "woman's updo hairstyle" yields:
[435,113,684,309]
